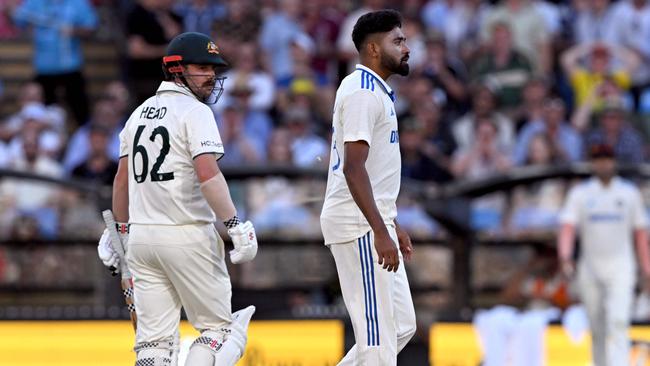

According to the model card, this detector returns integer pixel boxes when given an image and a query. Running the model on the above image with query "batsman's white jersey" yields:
[119,81,224,225]
[320,64,401,245]
[320,64,416,365]
[560,176,648,366]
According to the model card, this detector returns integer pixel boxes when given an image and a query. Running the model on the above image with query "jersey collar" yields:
[355,64,395,102]
[157,81,198,100]
[591,176,622,190]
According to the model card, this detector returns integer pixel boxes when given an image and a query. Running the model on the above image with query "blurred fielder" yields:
[558,144,650,366]
[320,10,417,365]
[97,32,258,366]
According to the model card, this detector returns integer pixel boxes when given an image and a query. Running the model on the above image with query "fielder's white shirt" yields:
[320,64,400,244]
[560,177,648,276]
[119,81,224,225]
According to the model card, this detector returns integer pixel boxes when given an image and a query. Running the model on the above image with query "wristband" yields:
[223,215,241,229]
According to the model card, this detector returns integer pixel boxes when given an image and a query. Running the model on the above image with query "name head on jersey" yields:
[352,10,410,78]
[162,32,229,104]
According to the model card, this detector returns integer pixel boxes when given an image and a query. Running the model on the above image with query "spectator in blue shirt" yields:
[174,0,225,35]
[586,102,645,165]
[259,0,304,82]
[513,98,583,166]
[13,0,97,126]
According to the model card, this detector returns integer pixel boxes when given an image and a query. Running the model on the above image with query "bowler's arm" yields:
[343,141,389,237]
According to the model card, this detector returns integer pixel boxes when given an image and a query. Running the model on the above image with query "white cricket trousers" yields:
[577,261,634,366]
[126,223,232,348]
[330,227,417,366]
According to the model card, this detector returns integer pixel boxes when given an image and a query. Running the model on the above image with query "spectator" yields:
[0,82,45,142]
[215,77,273,154]
[472,21,533,113]
[481,0,551,75]
[400,117,453,183]
[573,0,617,45]
[397,76,436,119]
[266,127,294,166]
[13,0,97,126]
[585,102,645,164]
[402,102,456,183]
[421,0,490,62]
[70,124,118,186]
[174,0,225,35]
[513,98,583,166]
[336,0,385,73]
[276,32,336,118]
[125,0,182,104]
[259,0,305,82]
[216,42,275,113]
[452,84,515,153]
[102,80,132,123]
[510,77,549,130]
[63,97,122,172]
[420,35,468,119]
[561,42,640,109]
[247,127,320,236]
[0,130,64,238]
[0,0,19,39]
[401,16,427,71]
[211,0,261,58]
[452,117,511,231]
[609,0,650,110]
[282,106,328,168]
[217,101,263,166]
[301,0,342,84]
[7,103,64,161]
[508,133,567,232]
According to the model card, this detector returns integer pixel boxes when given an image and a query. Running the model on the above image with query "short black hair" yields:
[352,9,402,52]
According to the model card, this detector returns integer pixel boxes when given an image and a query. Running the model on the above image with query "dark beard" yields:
[381,52,409,76]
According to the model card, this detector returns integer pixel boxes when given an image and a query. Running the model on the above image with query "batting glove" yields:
[97,228,119,273]
[227,221,258,264]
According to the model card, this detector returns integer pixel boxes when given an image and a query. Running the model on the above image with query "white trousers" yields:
[330,227,417,366]
[474,306,556,366]
[127,224,232,349]
[577,262,635,366]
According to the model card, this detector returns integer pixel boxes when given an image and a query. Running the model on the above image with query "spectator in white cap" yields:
[7,102,64,161]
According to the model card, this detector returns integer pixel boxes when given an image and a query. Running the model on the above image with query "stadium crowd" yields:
[1,0,650,287]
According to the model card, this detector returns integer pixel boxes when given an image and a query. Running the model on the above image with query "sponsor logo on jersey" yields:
[390,130,399,143]
[201,140,222,148]
[588,213,623,222]
[207,41,220,54]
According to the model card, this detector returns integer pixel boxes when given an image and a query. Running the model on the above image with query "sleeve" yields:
[12,0,39,28]
[74,0,97,29]
[118,126,129,158]
[632,188,649,229]
[185,105,224,160]
[340,90,382,146]
[559,186,582,225]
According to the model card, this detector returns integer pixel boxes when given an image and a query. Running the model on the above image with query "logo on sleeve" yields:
[201,140,222,148]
